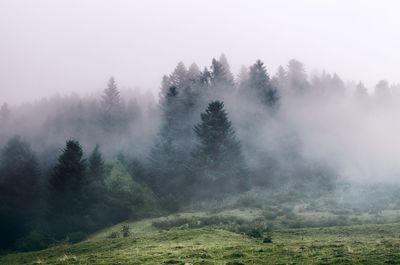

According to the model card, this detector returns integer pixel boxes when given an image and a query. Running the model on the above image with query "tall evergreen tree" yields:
[47,139,87,238]
[148,87,191,203]
[100,77,126,132]
[101,77,121,110]
[159,75,172,102]
[0,136,40,249]
[87,144,105,188]
[219,54,234,84]
[237,65,249,88]
[287,59,310,92]
[192,101,249,197]
[169,62,188,90]
[187,63,200,81]
[248,60,279,107]
[210,58,234,90]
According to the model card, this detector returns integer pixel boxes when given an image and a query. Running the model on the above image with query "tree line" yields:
[1,54,391,252]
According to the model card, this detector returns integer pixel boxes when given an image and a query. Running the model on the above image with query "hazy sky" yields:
[1,0,400,104]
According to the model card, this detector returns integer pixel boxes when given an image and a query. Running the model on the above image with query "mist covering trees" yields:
[0,54,395,252]
[191,101,249,197]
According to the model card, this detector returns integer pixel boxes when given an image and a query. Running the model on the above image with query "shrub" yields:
[107,231,119,239]
[235,223,269,238]
[121,225,130,237]
[263,235,272,243]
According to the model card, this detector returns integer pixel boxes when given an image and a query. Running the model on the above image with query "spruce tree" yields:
[0,136,40,249]
[187,63,200,81]
[88,144,105,182]
[210,58,233,89]
[169,62,188,90]
[101,77,121,110]
[148,87,190,202]
[100,77,125,132]
[85,144,105,203]
[47,139,87,238]
[219,54,234,84]
[248,60,279,107]
[192,101,249,197]
[287,59,310,91]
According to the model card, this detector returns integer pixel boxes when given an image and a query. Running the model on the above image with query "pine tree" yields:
[210,58,234,89]
[47,139,87,237]
[148,87,191,201]
[159,75,172,103]
[219,54,234,84]
[237,65,249,89]
[192,101,249,197]
[0,136,40,249]
[101,77,121,111]
[100,77,125,132]
[271,66,288,93]
[169,62,188,90]
[87,144,105,186]
[187,63,200,81]
[248,60,279,107]
[82,144,107,228]
[287,59,309,92]
[49,140,86,194]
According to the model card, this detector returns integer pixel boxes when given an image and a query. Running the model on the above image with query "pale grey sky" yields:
[1,0,400,104]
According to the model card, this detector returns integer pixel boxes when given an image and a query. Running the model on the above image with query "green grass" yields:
[5,184,400,264]
[3,211,400,264]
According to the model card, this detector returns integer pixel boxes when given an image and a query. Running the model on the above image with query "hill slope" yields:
[2,210,400,265]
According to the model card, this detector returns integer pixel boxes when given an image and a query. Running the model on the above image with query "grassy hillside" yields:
[2,209,400,265]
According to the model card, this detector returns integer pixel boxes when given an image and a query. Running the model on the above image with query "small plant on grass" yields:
[121,225,131,237]
[263,234,272,243]
[107,231,119,239]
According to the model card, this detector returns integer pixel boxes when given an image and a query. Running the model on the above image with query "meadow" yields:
[3,184,400,264]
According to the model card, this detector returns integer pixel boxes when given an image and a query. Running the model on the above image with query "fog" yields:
[2,0,400,104]
[4,1,400,255]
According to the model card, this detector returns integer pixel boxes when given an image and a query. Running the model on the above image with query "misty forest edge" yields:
[0,54,397,255]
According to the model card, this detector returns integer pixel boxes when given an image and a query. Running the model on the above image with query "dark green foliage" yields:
[103,161,159,222]
[0,136,40,250]
[86,144,105,199]
[192,101,249,198]
[152,215,247,230]
[43,141,158,245]
[0,56,348,255]
[88,145,105,181]
[47,139,87,238]
[49,139,86,194]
